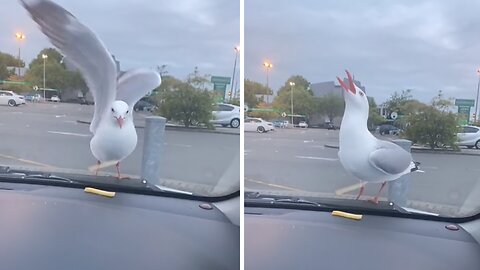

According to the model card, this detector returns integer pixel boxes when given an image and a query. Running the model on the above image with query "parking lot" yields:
[245,127,480,215]
[0,102,239,189]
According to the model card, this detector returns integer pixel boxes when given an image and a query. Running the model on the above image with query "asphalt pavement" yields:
[245,127,480,216]
[0,102,239,194]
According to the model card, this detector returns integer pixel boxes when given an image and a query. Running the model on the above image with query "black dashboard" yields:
[245,207,480,270]
[0,182,239,270]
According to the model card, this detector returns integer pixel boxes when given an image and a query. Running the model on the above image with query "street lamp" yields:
[15,32,26,77]
[289,81,295,125]
[230,46,240,101]
[42,54,48,101]
[263,61,273,103]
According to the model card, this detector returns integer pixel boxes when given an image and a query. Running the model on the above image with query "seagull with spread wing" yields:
[336,70,422,203]
[21,0,162,178]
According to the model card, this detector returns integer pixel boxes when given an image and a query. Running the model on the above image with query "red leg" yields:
[356,184,365,200]
[115,161,121,179]
[95,160,101,176]
[369,181,387,204]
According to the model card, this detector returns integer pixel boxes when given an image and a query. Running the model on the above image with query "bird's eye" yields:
[359,92,364,97]
[111,108,114,112]
[126,110,129,114]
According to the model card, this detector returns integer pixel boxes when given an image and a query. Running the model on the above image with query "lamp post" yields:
[263,61,273,103]
[42,54,48,101]
[230,46,240,101]
[475,69,480,123]
[289,81,295,125]
[15,32,25,77]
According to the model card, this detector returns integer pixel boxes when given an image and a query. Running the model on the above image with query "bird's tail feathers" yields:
[410,161,423,173]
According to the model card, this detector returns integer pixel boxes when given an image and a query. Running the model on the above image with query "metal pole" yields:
[475,73,480,123]
[266,68,269,104]
[18,46,21,77]
[290,85,294,126]
[43,58,46,100]
[230,50,238,102]
[141,116,166,184]
[388,139,412,206]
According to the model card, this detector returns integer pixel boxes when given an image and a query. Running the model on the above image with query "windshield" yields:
[0,0,239,197]
[245,0,480,218]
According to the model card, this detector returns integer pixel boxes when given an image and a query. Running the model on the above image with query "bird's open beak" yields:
[116,117,124,128]
[336,70,356,94]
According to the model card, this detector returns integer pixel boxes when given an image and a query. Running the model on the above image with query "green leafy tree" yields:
[384,89,413,116]
[158,82,214,128]
[273,76,315,117]
[367,96,384,130]
[404,92,458,149]
[0,52,24,68]
[316,93,345,122]
[244,79,271,107]
[187,66,210,90]
[0,64,10,80]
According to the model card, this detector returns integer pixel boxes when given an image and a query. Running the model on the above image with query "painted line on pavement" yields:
[164,143,192,148]
[245,178,305,192]
[0,153,57,169]
[48,131,90,137]
[295,156,338,161]
[335,182,364,195]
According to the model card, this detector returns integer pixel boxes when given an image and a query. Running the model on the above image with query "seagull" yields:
[336,70,421,203]
[21,0,162,178]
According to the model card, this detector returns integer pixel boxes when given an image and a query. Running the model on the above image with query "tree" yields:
[0,52,23,68]
[384,89,413,116]
[273,76,315,117]
[367,96,384,130]
[244,79,270,107]
[404,92,458,149]
[0,63,9,80]
[316,93,344,122]
[158,82,214,128]
[187,66,210,90]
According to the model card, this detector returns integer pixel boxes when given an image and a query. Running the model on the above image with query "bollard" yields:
[388,139,412,207]
[141,116,166,184]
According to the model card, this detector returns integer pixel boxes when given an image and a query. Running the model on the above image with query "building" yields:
[308,79,366,126]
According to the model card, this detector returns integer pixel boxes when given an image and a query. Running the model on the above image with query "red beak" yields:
[116,117,124,128]
[345,70,356,94]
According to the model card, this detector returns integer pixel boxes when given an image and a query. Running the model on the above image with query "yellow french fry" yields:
[332,210,362,220]
[84,187,115,198]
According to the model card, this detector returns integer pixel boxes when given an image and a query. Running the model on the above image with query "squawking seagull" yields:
[336,70,422,203]
[21,0,162,178]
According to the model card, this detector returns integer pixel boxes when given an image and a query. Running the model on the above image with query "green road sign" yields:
[0,80,30,85]
[213,84,227,91]
[458,106,471,115]
[211,76,231,85]
[455,99,475,107]
[249,108,280,112]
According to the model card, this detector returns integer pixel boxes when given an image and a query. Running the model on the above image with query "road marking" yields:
[303,140,314,143]
[63,120,78,124]
[48,131,90,137]
[0,153,56,169]
[311,145,325,149]
[295,156,338,161]
[335,182,364,195]
[55,114,66,118]
[245,178,305,192]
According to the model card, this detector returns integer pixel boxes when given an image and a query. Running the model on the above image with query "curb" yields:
[324,144,480,156]
[76,120,239,135]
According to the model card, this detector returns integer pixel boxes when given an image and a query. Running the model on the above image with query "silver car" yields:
[0,90,25,106]
[457,125,480,149]
[211,103,240,128]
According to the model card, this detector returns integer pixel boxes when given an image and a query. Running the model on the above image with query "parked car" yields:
[79,97,94,105]
[50,95,61,102]
[457,125,480,149]
[211,103,240,128]
[0,90,25,106]
[298,121,308,128]
[25,93,41,102]
[378,124,401,135]
[134,100,155,112]
[326,122,337,130]
[244,117,274,133]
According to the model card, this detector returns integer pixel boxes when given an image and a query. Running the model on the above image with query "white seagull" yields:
[336,70,421,203]
[21,0,162,178]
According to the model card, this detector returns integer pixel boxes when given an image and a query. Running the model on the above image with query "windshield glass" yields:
[1,0,239,197]
[245,0,480,218]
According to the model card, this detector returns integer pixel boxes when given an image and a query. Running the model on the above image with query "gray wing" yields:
[116,69,161,108]
[21,0,116,134]
[368,141,412,175]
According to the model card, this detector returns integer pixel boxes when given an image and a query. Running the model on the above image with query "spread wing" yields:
[116,69,161,108]
[368,141,412,175]
[21,0,117,134]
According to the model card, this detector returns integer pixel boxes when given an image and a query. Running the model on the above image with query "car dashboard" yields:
[0,182,239,270]
[245,206,480,270]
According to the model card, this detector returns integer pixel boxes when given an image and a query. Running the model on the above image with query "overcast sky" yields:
[1,0,239,81]
[245,0,480,104]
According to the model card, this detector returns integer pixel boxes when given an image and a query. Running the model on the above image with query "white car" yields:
[50,95,61,102]
[244,117,275,133]
[298,121,308,128]
[211,103,240,128]
[457,125,480,149]
[0,90,25,106]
